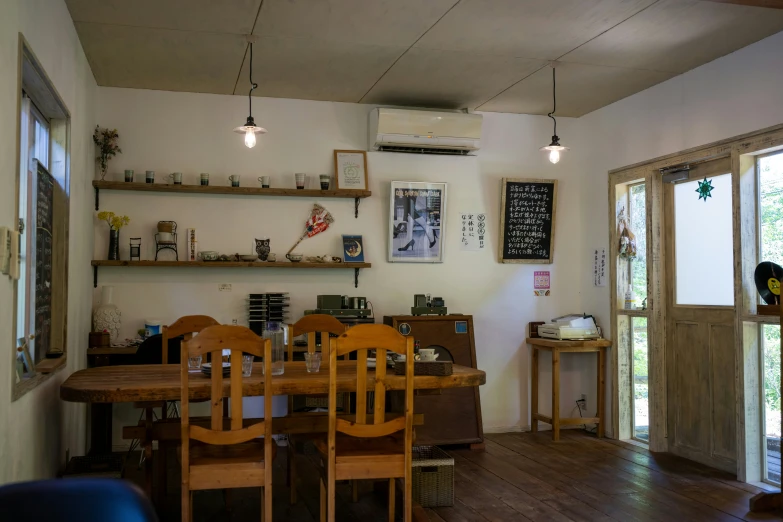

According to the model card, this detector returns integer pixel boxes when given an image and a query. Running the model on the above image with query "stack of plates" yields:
[201,362,231,376]
[248,292,290,336]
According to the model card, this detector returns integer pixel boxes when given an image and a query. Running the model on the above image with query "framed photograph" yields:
[334,150,368,190]
[342,235,365,263]
[389,181,447,263]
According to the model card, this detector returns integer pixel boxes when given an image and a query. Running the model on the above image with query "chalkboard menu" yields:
[499,177,558,264]
[34,160,54,359]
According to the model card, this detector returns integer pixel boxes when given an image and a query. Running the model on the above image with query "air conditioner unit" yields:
[369,108,482,155]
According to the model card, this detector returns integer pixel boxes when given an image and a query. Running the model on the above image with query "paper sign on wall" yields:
[593,247,607,287]
[534,270,550,296]
[460,211,486,251]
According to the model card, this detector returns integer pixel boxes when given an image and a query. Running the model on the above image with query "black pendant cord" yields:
[248,42,258,119]
[547,67,557,138]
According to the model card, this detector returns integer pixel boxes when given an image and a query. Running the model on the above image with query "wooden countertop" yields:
[60,361,486,404]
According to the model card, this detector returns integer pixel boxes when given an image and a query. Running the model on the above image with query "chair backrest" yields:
[161,314,219,364]
[0,478,158,522]
[286,314,347,362]
[328,323,414,450]
[180,325,272,447]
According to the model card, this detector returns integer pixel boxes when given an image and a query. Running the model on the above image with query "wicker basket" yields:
[412,446,454,507]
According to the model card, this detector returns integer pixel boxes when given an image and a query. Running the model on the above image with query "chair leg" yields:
[352,480,359,502]
[404,477,411,522]
[261,486,265,522]
[388,478,396,522]
[265,481,273,522]
[319,478,326,522]
[181,487,190,522]
[289,439,297,505]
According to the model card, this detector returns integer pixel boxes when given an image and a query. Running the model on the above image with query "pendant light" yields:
[540,64,568,164]
[233,39,266,148]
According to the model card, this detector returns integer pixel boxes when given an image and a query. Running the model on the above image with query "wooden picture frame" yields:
[334,150,368,190]
[499,177,558,264]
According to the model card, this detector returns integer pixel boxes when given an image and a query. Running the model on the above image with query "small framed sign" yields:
[342,235,365,263]
[334,150,368,190]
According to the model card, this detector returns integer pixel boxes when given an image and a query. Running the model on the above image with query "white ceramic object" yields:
[94,286,121,343]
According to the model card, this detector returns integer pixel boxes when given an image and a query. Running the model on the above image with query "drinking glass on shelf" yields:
[304,352,322,373]
[187,355,202,373]
[242,355,254,377]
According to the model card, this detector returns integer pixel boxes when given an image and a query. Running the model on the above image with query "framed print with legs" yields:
[389,181,446,263]
[334,150,368,190]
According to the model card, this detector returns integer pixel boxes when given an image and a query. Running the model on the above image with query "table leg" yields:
[531,347,539,433]
[597,348,606,438]
[89,404,113,455]
[552,350,560,442]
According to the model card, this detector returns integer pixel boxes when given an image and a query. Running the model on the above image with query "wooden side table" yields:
[526,337,612,441]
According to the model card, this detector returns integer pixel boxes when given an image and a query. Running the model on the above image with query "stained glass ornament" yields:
[696,177,714,202]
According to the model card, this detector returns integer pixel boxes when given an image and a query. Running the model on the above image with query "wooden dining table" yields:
[60,361,486,452]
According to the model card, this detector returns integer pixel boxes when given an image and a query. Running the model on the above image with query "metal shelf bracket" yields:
[354,268,360,288]
[94,186,100,211]
[93,265,98,287]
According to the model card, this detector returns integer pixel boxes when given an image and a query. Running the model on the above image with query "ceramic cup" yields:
[228,174,240,187]
[286,252,303,262]
[419,348,438,361]
[295,173,306,190]
[158,232,173,242]
[319,174,330,190]
[168,172,183,185]
[258,176,270,188]
[267,253,276,262]
[145,170,155,183]
[200,173,209,186]
[124,169,134,182]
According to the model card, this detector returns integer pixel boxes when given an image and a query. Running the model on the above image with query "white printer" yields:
[538,314,601,340]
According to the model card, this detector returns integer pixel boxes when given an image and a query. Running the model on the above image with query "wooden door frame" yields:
[608,123,783,481]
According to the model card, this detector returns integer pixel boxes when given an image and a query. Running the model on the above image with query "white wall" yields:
[0,0,96,483]
[579,31,783,432]
[95,88,596,445]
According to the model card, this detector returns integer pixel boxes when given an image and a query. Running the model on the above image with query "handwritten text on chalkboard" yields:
[499,178,557,264]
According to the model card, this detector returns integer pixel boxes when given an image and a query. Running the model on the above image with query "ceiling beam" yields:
[700,0,783,9]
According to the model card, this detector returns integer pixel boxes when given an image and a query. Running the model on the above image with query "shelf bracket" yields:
[94,186,100,211]
[93,265,98,288]
[354,197,360,218]
[354,268,360,288]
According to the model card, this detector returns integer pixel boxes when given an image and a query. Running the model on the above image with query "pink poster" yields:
[534,271,550,296]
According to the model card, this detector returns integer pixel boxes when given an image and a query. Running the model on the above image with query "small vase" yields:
[108,229,120,260]
[94,286,121,344]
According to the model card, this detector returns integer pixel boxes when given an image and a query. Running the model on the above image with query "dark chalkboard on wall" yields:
[499,177,558,264]
[34,160,54,359]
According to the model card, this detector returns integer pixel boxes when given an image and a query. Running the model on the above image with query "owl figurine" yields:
[255,238,271,261]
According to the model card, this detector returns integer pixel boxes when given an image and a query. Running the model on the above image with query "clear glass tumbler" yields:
[187,355,202,373]
[242,355,254,377]
[263,321,285,375]
[304,352,322,373]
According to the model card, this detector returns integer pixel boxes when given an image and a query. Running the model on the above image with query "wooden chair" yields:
[315,324,414,522]
[286,314,347,505]
[130,315,219,498]
[180,325,274,522]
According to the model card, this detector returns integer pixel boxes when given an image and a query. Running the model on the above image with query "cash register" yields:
[537,314,601,340]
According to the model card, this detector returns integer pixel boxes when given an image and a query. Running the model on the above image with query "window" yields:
[628,183,647,305]
[758,150,783,485]
[17,95,51,362]
[632,316,649,442]
[12,35,71,398]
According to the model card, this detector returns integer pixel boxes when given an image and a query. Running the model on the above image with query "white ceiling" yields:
[66,0,783,117]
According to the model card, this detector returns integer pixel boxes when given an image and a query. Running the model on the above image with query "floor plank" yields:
[118,430,783,521]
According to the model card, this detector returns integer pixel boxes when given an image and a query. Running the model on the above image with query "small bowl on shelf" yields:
[286,253,303,263]
[240,254,258,262]
[199,251,219,261]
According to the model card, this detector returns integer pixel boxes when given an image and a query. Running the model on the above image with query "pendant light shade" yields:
[234,40,266,148]
[540,65,568,164]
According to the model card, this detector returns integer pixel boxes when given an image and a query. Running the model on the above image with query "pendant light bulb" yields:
[244,129,256,148]
[233,40,266,147]
[540,64,569,164]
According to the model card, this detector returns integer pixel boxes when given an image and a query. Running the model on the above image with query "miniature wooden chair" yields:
[315,324,414,522]
[180,325,274,522]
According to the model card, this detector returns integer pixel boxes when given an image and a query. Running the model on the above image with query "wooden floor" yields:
[126,430,783,521]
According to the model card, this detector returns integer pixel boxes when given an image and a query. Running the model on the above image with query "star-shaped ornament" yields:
[696,177,714,202]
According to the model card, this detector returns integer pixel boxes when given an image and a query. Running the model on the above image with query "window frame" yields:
[12,33,71,400]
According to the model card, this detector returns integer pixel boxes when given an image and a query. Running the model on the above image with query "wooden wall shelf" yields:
[91,260,372,288]
[757,304,781,317]
[92,180,372,217]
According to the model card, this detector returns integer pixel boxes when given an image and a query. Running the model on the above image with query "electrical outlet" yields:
[218,283,232,292]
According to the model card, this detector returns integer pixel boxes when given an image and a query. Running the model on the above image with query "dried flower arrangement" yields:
[93,126,122,180]
[97,211,130,230]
